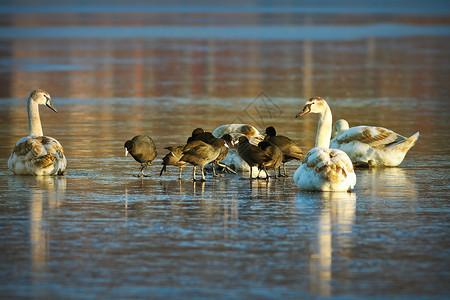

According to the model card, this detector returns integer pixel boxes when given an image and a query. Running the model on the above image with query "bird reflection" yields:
[249,177,272,195]
[357,168,418,200]
[192,180,206,195]
[223,197,239,239]
[30,188,47,285]
[296,191,356,297]
[8,176,66,287]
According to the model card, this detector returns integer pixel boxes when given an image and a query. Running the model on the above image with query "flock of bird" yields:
[8,89,420,192]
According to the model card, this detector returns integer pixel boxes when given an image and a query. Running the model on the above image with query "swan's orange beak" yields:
[295,104,311,118]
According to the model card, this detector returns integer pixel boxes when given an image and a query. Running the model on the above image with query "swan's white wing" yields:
[332,126,404,148]
[212,124,263,146]
[330,125,419,167]
[213,124,261,137]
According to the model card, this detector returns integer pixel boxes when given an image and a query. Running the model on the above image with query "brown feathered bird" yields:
[186,128,215,144]
[211,134,235,176]
[257,140,283,179]
[180,137,228,181]
[124,135,157,177]
[264,126,303,177]
[159,146,188,179]
[237,136,278,180]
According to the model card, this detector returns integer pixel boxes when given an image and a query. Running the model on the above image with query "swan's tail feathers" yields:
[32,153,57,169]
[391,132,420,152]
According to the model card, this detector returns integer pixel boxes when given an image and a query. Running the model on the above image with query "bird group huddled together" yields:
[125,124,302,183]
[8,89,420,192]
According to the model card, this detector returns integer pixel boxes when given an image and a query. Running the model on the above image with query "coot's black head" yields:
[265,126,276,137]
[124,140,135,151]
[258,141,272,151]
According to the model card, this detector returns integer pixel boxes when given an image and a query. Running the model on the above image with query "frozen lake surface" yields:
[0,1,449,299]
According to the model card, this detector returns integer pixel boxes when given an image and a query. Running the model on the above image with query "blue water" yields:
[1,24,449,40]
[1,1,450,14]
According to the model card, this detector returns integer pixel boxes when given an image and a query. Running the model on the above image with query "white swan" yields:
[293,97,356,192]
[330,119,419,167]
[8,89,66,175]
[212,123,264,146]
[212,124,266,177]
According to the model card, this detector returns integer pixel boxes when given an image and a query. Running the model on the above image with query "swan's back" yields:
[332,126,403,147]
[294,147,356,192]
[8,135,66,175]
[213,124,263,146]
[331,124,419,167]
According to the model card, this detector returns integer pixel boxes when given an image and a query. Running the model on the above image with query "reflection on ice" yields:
[295,191,356,297]
[8,175,67,206]
[6,176,67,294]
[357,167,418,200]
[30,189,47,289]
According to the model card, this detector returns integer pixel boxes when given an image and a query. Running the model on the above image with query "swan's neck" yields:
[315,105,332,148]
[27,98,43,136]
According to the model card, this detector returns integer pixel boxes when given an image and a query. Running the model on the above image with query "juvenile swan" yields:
[331,119,419,167]
[293,97,356,192]
[8,89,66,175]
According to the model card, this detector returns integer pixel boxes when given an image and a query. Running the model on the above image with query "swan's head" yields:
[30,89,57,113]
[295,96,327,118]
[331,119,350,138]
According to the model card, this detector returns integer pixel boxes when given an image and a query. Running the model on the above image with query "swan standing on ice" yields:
[293,97,356,192]
[8,89,66,175]
[331,119,419,167]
